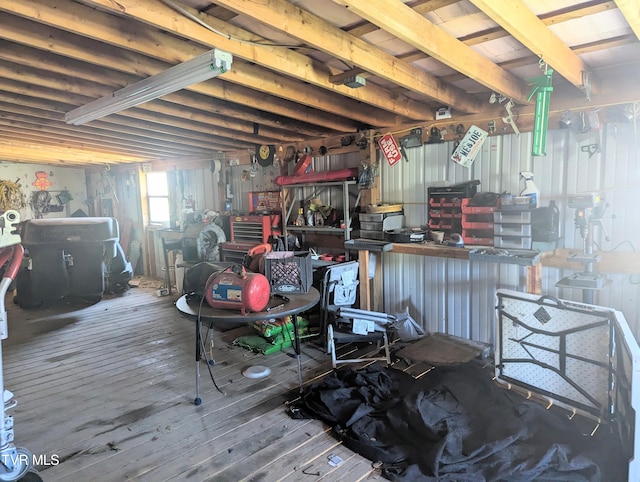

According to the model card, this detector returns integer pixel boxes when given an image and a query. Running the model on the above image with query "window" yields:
[147,172,170,224]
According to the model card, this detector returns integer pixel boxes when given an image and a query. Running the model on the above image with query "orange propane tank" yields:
[204,266,270,315]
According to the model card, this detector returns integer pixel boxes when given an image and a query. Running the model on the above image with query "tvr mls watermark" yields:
[0,453,59,467]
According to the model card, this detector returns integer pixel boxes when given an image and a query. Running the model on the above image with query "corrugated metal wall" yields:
[381,123,640,345]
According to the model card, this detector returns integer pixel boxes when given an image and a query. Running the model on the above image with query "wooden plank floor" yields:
[2,279,385,482]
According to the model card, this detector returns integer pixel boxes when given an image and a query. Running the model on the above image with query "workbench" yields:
[355,241,542,311]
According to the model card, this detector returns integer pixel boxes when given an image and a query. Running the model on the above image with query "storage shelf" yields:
[281,179,360,258]
[461,198,498,214]
[286,226,348,235]
[427,183,481,240]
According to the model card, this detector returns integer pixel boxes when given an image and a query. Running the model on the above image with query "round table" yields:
[176,287,320,405]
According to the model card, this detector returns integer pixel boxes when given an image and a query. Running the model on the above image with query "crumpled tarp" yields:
[291,363,627,481]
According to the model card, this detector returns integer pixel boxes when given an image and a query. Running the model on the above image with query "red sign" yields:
[378,133,403,166]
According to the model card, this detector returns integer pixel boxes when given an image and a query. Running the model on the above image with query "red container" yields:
[205,266,270,315]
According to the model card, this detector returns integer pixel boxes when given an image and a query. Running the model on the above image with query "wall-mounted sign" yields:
[378,133,403,167]
[32,171,53,191]
[451,125,488,168]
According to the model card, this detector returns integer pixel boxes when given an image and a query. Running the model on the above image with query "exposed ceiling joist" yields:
[329,1,620,93]
[469,0,597,93]
[614,0,640,41]
[0,1,369,133]
[334,0,532,104]
[0,0,638,166]
[73,0,430,122]
[214,0,484,114]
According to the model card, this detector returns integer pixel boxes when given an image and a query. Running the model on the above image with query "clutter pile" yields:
[233,316,311,355]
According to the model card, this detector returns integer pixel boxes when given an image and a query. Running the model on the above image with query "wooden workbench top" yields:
[391,242,470,259]
[389,244,640,274]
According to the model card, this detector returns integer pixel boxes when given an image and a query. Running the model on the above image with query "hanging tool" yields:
[426,127,442,144]
[581,143,600,158]
[528,60,554,156]
[502,100,520,136]
[452,124,465,152]
[102,166,119,204]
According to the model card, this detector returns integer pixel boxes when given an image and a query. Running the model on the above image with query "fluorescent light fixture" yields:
[65,48,233,125]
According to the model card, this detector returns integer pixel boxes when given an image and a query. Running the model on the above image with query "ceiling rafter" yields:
[438,34,636,89]
[614,0,640,41]
[0,84,250,152]
[469,0,597,93]
[330,1,619,87]
[213,0,484,114]
[0,41,316,141]
[334,0,532,104]
[74,0,435,121]
[0,140,147,164]
[343,0,460,37]
[0,0,638,166]
[0,104,233,154]
[0,59,288,146]
[0,4,365,134]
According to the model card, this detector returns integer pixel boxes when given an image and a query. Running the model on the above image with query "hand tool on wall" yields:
[581,143,600,158]
[452,124,466,153]
[528,61,554,156]
[502,100,520,136]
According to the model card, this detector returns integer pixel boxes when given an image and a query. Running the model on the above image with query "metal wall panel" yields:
[380,124,640,345]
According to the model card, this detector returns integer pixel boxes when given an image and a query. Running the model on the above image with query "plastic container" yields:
[494,223,532,236]
[532,201,560,242]
[494,211,532,224]
[494,235,533,249]
[520,172,540,208]
[462,232,493,246]
[461,198,498,214]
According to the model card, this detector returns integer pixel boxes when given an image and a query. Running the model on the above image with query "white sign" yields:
[451,125,488,168]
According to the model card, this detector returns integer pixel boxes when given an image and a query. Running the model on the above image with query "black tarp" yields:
[291,363,627,481]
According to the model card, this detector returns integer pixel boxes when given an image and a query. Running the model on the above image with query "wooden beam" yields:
[213,0,484,114]
[38,0,426,123]
[469,0,595,91]
[461,1,618,46]
[0,62,288,146]
[334,0,532,104]
[0,40,335,141]
[343,0,459,38]
[614,0,640,40]
[345,1,619,88]
[0,141,146,165]
[0,124,188,160]
[0,7,363,133]
[0,108,222,156]
[0,86,246,151]
[440,35,637,87]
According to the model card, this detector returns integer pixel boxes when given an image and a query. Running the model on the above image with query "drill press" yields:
[556,193,608,303]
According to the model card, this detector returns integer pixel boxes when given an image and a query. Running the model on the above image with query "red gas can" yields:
[204,266,270,315]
